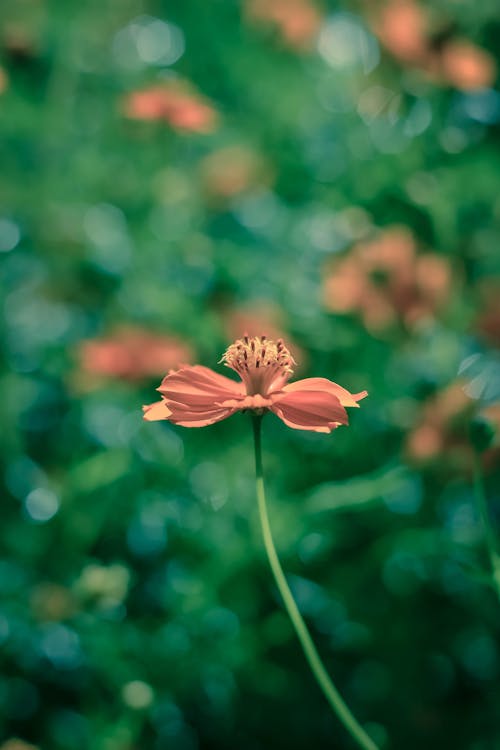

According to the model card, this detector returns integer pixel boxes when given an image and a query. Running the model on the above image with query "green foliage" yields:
[0,0,499,748]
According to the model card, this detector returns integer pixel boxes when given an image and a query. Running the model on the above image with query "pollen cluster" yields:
[221,335,295,378]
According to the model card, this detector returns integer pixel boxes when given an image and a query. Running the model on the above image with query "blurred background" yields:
[1,0,500,748]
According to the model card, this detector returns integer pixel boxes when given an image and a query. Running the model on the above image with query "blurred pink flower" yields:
[368,0,496,91]
[406,382,472,462]
[245,0,322,50]
[371,0,429,65]
[322,226,452,333]
[122,82,218,133]
[439,40,496,92]
[224,304,286,342]
[220,301,299,350]
[79,326,194,382]
[144,335,366,432]
[406,382,500,470]
[200,145,273,200]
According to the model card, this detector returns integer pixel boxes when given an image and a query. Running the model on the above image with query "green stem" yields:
[473,453,500,602]
[252,416,379,750]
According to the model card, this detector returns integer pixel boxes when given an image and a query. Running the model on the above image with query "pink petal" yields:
[158,365,245,406]
[282,378,368,407]
[165,399,237,427]
[142,400,172,421]
[146,366,245,428]
[218,394,271,409]
[270,390,348,433]
[174,416,232,427]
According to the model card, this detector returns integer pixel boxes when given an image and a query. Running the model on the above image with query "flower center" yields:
[221,335,295,396]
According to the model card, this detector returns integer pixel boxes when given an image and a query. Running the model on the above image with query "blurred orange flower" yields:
[245,0,322,50]
[222,301,288,342]
[406,382,472,462]
[199,145,273,200]
[78,326,194,383]
[122,81,218,133]
[322,226,452,333]
[372,0,428,65]
[440,40,497,92]
[406,382,500,469]
[368,0,496,91]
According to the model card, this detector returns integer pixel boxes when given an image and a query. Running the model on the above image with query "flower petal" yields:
[142,399,172,421]
[165,399,237,427]
[270,390,348,433]
[147,366,244,428]
[217,394,272,410]
[282,378,368,407]
[157,365,245,406]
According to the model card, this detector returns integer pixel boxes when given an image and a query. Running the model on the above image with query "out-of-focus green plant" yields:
[1,0,499,748]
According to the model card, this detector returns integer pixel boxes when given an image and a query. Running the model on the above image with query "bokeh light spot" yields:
[318,14,379,73]
[24,488,60,523]
[122,680,155,709]
[0,218,20,252]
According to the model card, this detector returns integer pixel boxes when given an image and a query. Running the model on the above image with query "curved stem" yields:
[252,416,379,750]
[473,454,500,602]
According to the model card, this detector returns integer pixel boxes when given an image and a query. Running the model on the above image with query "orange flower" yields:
[439,40,496,92]
[218,301,305,364]
[245,0,322,50]
[371,0,428,65]
[144,335,366,432]
[122,82,218,133]
[368,0,496,92]
[200,145,272,200]
[79,326,194,382]
[406,382,500,471]
[406,382,472,462]
[322,226,452,333]
[223,303,288,343]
